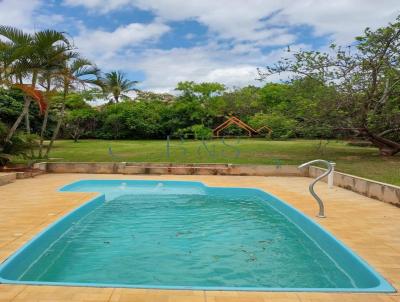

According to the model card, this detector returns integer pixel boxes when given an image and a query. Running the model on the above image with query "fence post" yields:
[166,135,170,159]
[328,162,336,189]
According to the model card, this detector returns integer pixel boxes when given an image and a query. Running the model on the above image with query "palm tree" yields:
[0,26,71,142]
[100,70,138,103]
[36,45,78,157]
[44,57,100,157]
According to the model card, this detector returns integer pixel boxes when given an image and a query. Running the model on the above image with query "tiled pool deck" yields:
[0,173,399,302]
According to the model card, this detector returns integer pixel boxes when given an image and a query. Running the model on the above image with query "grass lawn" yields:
[44,138,400,186]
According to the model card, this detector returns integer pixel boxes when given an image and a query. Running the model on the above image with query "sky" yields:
[0,0,399,93]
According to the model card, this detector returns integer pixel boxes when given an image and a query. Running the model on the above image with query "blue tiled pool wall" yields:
[0,195,105,281]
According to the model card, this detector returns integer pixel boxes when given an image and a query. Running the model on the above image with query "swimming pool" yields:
[0,180,394,292]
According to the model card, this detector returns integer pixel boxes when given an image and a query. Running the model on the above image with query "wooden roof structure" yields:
[212,115,272,137]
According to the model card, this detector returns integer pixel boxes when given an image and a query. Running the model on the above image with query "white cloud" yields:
[63,0,400,44]
[60,0,400,92]
[130,44,297,93]
[0,0,41,30]
[73,22,170,59]
[269,0,400,43]
[35,14,65,27]
[64,0,292,44]
[0,0,69,34]
[64,0,132,13]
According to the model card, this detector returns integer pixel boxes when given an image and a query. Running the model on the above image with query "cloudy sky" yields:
[0,0,399,92]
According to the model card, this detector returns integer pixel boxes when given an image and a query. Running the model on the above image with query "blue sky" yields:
[0,0,399,92]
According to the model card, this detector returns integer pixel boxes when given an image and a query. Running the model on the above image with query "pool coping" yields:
[0,179,395,293]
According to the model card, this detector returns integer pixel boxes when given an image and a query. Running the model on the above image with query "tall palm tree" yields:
[0,26,71,142]
[44,57,100,157]
[36,47,77,157]
[100,70,138,103]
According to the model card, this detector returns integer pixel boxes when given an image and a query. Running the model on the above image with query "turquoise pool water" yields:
[0,180,394,292]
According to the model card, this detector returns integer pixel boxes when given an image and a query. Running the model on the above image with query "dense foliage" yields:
[0,77,343,143]
[43,78,336,141]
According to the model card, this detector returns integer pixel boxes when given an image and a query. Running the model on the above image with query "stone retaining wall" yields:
[0,170,47,186]
[36,162,307,177]
[309,166,400,206]
[0,173,16,186]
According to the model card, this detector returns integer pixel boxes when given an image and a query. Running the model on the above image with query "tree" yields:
[135,90,175,103]
[259,16,400,155]
[216,85,262,118]
[64,108,97,142]
[248,112,296,139]
[175,81,225,101]
[36,40,77,157]
[99,71,138,103]
[0,26,70,143]
[44,57,100,157]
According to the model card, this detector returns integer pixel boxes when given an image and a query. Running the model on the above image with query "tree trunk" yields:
[359,129,400,156]
[44,102,65,158]
[5,97,31,142]
[38,78,52,158]
[38,105,50,158]
[25,110,31,134]
[45,77,69,158]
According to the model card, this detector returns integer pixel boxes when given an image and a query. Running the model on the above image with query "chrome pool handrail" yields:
[298,159,333,218]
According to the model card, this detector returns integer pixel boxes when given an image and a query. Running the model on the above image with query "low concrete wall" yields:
[35,162,308,177]
[15,170,45,179]
[32,162,399,206]
[43,162,124,174]
[309,166,400,206]
[0,173,17,186]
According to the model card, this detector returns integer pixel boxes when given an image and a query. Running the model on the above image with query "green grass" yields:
[42,139,400,186]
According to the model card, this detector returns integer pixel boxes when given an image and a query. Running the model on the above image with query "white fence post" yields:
[328,162,336,189]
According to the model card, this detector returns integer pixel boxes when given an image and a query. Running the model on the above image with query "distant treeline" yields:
[1,78,338,142]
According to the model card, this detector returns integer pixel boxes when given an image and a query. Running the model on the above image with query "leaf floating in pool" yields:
[176,230,191,237]
[247,254,257,262]
[104,241,110,244]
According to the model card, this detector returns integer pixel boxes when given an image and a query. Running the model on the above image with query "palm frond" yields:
[0,25,32,45]
[13,83,47,113]
[33,29,70,49]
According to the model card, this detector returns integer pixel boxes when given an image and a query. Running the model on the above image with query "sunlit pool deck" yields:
[0,173,399,302]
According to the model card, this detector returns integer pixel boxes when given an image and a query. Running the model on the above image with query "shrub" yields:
[0,122,39,166]
[64,108,98,142]
[174,124,212,139]
[249,112,297,139]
